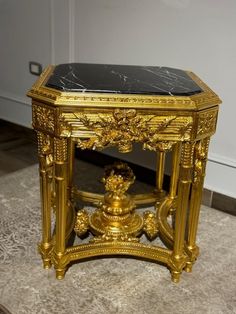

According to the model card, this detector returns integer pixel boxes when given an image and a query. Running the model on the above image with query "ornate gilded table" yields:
[27,63,221,282]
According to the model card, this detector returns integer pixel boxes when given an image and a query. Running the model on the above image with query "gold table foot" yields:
[56,268,66,280]
[171,270,181,283]
[43,259,52,269]
[184,262,193,273]
[184,245,199,273]
[52,250,69,280]
[38,243,53,270]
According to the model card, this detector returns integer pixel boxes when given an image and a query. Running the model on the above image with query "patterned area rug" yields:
[0,164,236,314]
[0,304,11,314]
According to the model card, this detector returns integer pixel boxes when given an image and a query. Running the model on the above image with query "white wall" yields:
[0,0,235,197]
[74,0,236,198]
[0,0,73,126]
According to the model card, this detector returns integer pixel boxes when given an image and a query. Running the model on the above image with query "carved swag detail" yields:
[73,109,192,152]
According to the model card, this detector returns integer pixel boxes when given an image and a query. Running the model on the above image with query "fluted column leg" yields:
[168,143,181,217]
[155,150,166,196]
[53,137,69,279]
[37,132,53,269]
[169,143,181,199]
[170,141,195,283]
[185,137,210,272]
[68,138,75,199]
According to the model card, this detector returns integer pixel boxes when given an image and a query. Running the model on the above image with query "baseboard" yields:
[204,156,236,199]
[0,91,32,128]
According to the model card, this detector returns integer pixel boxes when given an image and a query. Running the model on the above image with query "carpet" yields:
[0,304,11,314]
[0,164,236,314]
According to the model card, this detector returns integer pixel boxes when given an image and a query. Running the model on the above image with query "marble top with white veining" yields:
[45,63,202,96]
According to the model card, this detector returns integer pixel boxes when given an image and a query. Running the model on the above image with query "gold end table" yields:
[27,63,221,282]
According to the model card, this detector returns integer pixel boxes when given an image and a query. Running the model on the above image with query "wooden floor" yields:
[0,119,38,176]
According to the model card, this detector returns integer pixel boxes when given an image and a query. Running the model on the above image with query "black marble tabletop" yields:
[46,63,202,96]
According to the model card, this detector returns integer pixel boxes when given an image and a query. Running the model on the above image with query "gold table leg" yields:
[52,137,69,279]
[156,151,166,195]
[68,138,75,198]
[170,142,194,283]
[37,132,53,269]
[185,138,210,272]
[169,143,181,200]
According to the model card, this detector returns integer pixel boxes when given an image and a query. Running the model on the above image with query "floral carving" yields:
[102,162,135,196]
[143,211,159,240]
[197,110,217,136]
[74,210,90,237]
[32,103,54,132]
[144,141,176,152]
[71,109,192,152]
[75,109,154,152]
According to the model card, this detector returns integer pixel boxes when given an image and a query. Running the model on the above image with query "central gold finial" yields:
[102,162,135,196]
[99,162,135,217]
[89,162,143,241]
[74,162,158,243]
